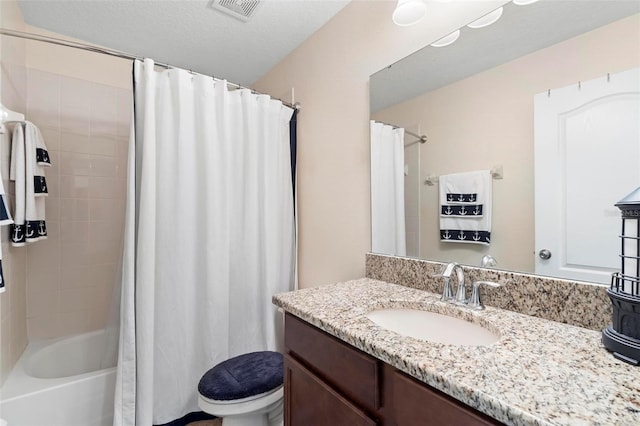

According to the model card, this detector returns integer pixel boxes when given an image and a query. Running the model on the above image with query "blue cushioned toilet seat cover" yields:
[198,351,284,401]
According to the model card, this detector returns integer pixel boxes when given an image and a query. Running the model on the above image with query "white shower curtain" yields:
[370,121,406,256]
[115,59,295,426]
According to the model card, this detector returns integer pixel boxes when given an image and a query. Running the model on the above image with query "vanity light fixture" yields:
[467,7,504,29]
[512,0,539,5]
[430,30,460,48]
[392,0,427,27]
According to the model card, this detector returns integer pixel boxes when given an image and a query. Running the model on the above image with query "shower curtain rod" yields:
[373,120,427,144]
[0,28,301,110]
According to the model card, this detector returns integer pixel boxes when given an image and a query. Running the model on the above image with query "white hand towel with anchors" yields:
[10,122,49,246]
[10,123,27,246]
[439,170,492,245]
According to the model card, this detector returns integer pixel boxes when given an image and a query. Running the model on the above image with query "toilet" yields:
[198,351,284,426]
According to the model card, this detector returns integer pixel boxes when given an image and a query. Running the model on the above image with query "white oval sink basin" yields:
[366,308,499,346]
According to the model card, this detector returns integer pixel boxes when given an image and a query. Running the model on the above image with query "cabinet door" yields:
[285,313,380,411]
[392,371,501,426]
[284,354,377,426]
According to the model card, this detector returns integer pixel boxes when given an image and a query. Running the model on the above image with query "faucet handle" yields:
[468,281,502,310]
[431,274,454,301]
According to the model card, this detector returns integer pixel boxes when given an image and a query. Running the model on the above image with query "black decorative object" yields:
[602,187,640,365]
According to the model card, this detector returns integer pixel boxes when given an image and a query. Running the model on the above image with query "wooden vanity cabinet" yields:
[284,313,503,426]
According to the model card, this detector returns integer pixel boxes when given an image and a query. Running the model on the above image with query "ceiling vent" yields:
[209,0,261,22]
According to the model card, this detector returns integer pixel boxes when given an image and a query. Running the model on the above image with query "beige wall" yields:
[23,24,131,89]
[254,0,507,288]
[0,0,28,386]
[373,14,640,272]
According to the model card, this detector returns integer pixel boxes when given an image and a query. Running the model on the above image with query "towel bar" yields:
[425,165,503,186]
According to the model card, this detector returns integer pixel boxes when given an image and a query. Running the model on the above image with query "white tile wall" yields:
[25,69,131,340]
[0,32,28,386]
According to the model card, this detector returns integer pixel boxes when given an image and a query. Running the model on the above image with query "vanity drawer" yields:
[284,313,380,412]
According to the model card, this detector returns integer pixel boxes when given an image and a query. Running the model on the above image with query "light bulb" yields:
[467,7,503,29]
[392,0,427,27]
[430,30,460,48]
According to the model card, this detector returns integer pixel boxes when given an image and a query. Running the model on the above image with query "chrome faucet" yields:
[433,262,466,304]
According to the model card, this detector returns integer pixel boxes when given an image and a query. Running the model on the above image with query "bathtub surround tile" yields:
[60,242,91,267]
[60,105,91,135]
[89,155,118,177]
[26,238,61,271]
[365,253,611,331]
[60,266,92,289]
[60,152,92,176]
[117,137,130,158]
[89,135,119,157]
[90,198,125,221]
[27,266,61,293]
[27,69,60,127]
[40,127,60,152]
[19,68,131,342]
[90,84,118,137]
[60,198,90,221]
[27,314,59,339]
[89,219,125,243]
[58,287,92,313]
[87,238,123,265]
[88,289,113,329]
[1,312,12,384]
[60,75,93,111]
[58,310,92,336]
[89,264,118,288]
[88,176,122,199]
[26,287,58,318]
[60,220,89,244]
[45,197,60,222]
[60,131,91,153]
[60,175,90,198]
[27,109,59,131]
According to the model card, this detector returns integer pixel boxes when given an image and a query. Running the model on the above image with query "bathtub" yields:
[0,329,117,426]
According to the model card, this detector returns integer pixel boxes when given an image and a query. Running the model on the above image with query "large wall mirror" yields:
[370,0,640,283]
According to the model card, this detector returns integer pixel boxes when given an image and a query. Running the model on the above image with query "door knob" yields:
[538,249,552,260]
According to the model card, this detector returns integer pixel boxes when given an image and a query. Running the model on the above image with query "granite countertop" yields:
[273,278,640,426]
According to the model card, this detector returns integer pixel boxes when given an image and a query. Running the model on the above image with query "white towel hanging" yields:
[10,122,49,246]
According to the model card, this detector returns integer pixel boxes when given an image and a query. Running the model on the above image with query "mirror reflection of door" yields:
[534,67,640,284]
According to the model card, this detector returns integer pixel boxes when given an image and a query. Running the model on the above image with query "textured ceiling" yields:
[17,0,351,86]
[371,0,640,112]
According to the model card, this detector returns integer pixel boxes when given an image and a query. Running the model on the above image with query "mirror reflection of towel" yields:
[439,170,492,245]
